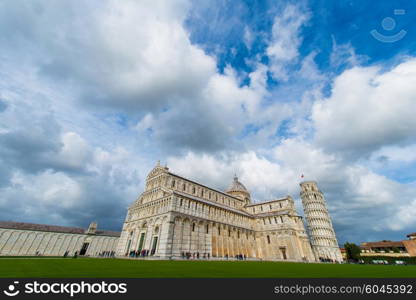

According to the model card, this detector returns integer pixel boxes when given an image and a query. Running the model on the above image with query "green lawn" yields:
[0,258,415,278]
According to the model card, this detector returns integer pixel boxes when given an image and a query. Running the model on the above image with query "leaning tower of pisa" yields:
[300,181,342,262]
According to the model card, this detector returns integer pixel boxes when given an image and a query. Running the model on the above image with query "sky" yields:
[0,0,415,245]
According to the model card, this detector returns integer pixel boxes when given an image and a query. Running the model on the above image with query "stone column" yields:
[158,215,175,257]
[171,217,183,258]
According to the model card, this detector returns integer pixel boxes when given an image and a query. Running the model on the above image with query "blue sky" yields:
[0,0,415,245]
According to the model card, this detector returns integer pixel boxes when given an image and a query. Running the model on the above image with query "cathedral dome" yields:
[226,175,248,193]
[226,175,251,204]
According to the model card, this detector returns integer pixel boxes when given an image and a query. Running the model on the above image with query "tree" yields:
[344,242,361,261]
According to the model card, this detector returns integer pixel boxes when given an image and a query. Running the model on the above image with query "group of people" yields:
[181,252,210,259]
[223,254,247,260]
[127,249,153,257]
[319,257,338,263]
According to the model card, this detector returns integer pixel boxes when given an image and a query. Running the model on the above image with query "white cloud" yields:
[313,58,416,156]
[330,38,367,69]
[56,132,92,171]
[0,0,217,111]
[391,199,416,231]
[266,4,309,81]
[243,26,254,50]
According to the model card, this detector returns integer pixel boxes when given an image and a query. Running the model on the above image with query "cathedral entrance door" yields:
[137,233,145,252]
[280,247,287,260]
[150,236,158,255]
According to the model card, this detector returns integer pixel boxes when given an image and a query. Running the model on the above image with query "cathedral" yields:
[116,162,343,262]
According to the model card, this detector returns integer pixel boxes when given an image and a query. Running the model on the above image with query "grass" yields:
[0,257,415,278]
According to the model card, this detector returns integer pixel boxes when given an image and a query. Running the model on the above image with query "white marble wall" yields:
[0,229,119,256]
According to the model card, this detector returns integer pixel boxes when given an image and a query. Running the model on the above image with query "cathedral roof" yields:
[226,175,249,194]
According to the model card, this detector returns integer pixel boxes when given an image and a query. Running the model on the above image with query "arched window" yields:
[182,183,186,191]
[171,180,175,188]
[206,224,209,234]
[218,227,221,235]
[192,186,196,194]
[192,223,195,232]
[267,235,271,244]
[180,198,183,206]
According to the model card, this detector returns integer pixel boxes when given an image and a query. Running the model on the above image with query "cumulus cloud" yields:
[0,0,215,112]
[312,58,416,157]
[0,135,142,229]
[133,64,269,153]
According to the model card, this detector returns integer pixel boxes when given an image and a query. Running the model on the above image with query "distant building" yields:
[0,221,120,256]
[360,234,416,257]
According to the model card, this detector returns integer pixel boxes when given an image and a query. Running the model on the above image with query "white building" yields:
[0,221,120,256]
[116,162,342,262]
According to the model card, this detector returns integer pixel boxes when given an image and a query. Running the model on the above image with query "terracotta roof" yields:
[0,221,120,237]
[407,232,416,237]
[361,241,404,248]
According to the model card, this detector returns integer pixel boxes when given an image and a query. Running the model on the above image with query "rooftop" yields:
[0,221,121,237]
[361,241,404,248]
